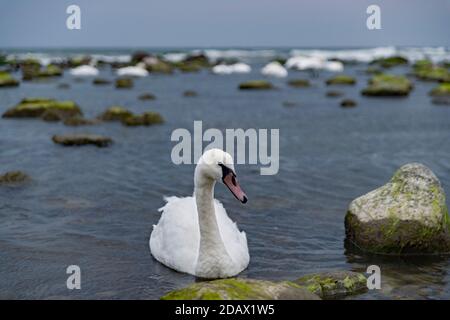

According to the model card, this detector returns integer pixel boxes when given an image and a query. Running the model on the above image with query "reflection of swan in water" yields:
[150,149,249,279]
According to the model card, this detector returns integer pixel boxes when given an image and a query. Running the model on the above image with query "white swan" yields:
[261,61,288,77]
[150,149,249,279]
[69,65,99,76]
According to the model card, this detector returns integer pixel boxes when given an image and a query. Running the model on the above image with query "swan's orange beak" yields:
[223,172,248,204]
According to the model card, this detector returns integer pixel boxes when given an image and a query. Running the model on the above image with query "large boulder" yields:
[413,61,450,82]
[429,83,450,96]
[345,163,450,254]
[361,74,413,96]
[2,98,82,119]
[370,56,408,68]
[161,278,320,300]
[294,271,367,299]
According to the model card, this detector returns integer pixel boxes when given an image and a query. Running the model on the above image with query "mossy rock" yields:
[294,271,367,299]
[361,74,412,96]
[121,112,164,126]
[174,62,202,73]
[0,171,30,185]
[93,78,111,85]
[138,93,156,100]
[63,116,98,126]
[38,64,63,77]
[365,66,382,75]
[161,278,320,300]
[429,83,450,96]
[287,79,310,88]
[326,90,343,98]
[370,56,408,68]
[239,80,273,90]
[326,75,356,85]
[182,54,211,68]
[183,90,198,97]
[340,99,357,108]
[0,71,19,87]
[413,61,450,82]
[2,98,82,119]
[21,64,62,80]
[52,134,112,148]
[97,106,133,121]
[146,61,174,74]
[345,163,450,254]
[68,56,91,68]
[115,77,134,89]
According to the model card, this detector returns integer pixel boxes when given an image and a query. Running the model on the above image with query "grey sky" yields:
[0,0,449,48]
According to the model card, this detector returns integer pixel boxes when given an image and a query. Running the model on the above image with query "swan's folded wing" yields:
[150,196,199,275]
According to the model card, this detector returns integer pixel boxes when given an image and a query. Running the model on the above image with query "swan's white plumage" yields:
[150,195,249,277]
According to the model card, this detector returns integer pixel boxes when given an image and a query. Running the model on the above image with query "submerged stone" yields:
[121,112,164,126]
[161,278,320,300]
[238,80,273,90]
[326,90,343,97]
[340,99,357,108]
[287,79,310,88]
[0,171,30,185]
[63,116,98,126]
[138,93,156,100]
[115,77,134,89]
[183,90,198,97]
[345,163,450,254]
[92,78,111,85]
[52,134,112,147]
[326,75,356,85]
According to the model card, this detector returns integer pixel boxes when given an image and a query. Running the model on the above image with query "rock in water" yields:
[294,271,367,299]
[161,278,320,300]
[0,171,30,185]
[345,163,450,254]
[52,134,112,147]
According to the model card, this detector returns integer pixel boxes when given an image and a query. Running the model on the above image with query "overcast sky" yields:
[0,0,449,48]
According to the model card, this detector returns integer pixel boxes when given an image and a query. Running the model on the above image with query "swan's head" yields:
[195,148,247,204]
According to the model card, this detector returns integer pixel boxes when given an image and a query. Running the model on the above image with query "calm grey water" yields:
[1,54,450,299]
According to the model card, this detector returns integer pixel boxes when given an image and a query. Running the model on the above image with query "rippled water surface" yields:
[1,52,450,299]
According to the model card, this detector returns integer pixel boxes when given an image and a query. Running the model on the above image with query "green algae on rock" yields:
[63,116,98,126]
[161,278,320,300]
[370,56,408,68]
[0,71,20,87]
[326,90,343,98]
[287,79,310,88]
[0,171,30,185]
[97,106,133,121]
[325,75,356,85]
[92,78,112,85]
[239,80,273,90]
[361,74,413,96]
[345,163,450,254]
[429,83,450,96]
[2,98,82,119]
[115,77,134,89]
[52,134,112,148]
[294,271,367,299]
[121,112,164,126]
[413,61,450,82]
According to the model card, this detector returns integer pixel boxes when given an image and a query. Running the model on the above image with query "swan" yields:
[150,149,249,279]
[69,65,99,76]
[261,61,288,77]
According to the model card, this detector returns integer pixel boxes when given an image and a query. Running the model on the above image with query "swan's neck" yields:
[194,177,232,276]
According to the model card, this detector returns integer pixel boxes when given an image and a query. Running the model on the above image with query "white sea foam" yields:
[116,64,148,77]
[69,65,99,76]
[212,63,251,75]
[261,61,288,77]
